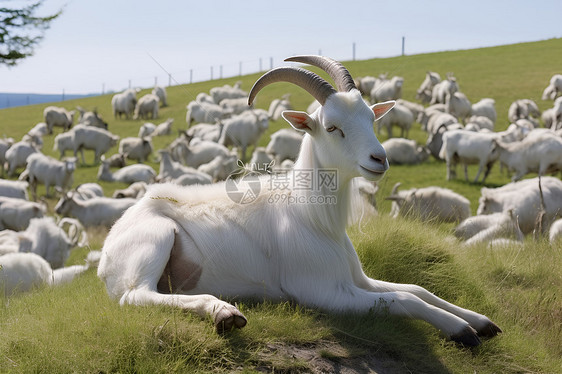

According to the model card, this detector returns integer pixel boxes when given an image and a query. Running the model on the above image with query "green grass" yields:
[1,38,562,373]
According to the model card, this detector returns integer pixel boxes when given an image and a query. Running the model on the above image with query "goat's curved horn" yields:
[248,66,336,106]
[390,182,402,196]
[284,55,356,92]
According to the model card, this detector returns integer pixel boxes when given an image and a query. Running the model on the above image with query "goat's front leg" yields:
[288,279,486,346]
[363,278,501,339]
[345,249,501,342]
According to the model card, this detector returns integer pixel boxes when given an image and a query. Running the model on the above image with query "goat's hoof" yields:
[477,321,502,338]
[450,326,481,347]
[215,307,247,333]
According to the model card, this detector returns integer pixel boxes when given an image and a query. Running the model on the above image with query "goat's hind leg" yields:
[100,211,246,333]
[121,287,247,333]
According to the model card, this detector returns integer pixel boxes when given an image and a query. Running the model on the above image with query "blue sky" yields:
[1,0,561,94]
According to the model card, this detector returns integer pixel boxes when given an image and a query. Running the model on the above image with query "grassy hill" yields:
[1,38,561,373]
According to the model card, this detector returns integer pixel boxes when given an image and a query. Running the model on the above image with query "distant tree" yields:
[0,1,62,66]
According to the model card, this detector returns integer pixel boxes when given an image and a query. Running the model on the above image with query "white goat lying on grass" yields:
[0,216,87,269]
[98,56,500,346]
[0,250,100,297]
[454,210,524,246]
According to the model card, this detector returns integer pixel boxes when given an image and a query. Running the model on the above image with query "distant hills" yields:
[0,92,97,109]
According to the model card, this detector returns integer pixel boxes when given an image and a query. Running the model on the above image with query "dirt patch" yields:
[253,340,409,374]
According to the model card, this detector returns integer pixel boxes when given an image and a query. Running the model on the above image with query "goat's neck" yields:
[290,136,352,239]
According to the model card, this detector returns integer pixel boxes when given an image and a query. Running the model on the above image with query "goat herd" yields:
[0,56,561,348]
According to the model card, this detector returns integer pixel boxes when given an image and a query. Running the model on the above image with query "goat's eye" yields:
[326,126,345,138]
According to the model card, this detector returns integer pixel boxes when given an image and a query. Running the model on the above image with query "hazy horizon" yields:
[1,0,561,95]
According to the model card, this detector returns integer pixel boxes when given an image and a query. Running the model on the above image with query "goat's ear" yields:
[371,101,395,121]
[282,110,315,134]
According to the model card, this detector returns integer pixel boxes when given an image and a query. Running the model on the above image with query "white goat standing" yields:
[494,132,562,181]
[152,86,168,107]
[97,56,500,346]
[43,106,75,134]
[20,153,76,200]
[439,130,500,183]
[219,109,270,162]
[112,89,138,119]
[0,137,14,176]
[134,94,160,120]
[416,71,441,103]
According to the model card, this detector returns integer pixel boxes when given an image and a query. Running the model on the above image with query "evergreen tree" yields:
[0,1,61,66]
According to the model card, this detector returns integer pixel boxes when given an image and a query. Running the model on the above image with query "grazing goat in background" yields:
[98,56,500,347]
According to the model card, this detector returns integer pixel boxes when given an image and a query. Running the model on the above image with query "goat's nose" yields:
[370,153,387,166]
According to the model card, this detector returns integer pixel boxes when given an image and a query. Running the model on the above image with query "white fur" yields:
[455,210,524,245]
[387,184,470,223]
[430,76,458,105]
[495,131,562,181]
[219,109,269,161]
[55,192,137,228]
[210,81,246,104]
[471,98,496,124]
[265,128,303,164]
[416,71,441,103]
[549,218,562,244]
[152,86,168,107]
[376,103,414,138]
[477,176,562,234]
[0,217,81,269]
[43,106,75,134]
[0,179,29,200]
[71,124,119,164]
[267,94,292,121]
[157,149,212,183]
[112,89,138,119]
[119,137,153,163]
[370,76,403,103]
[97,160,156,184]
[4,139,39,176]
[112,181,148,199]
[221,97,253,116]
[445,92,472,123]
[185,101,226,126]
[382,138,429,165]
[541,74,562,100]
[77,108,108,129]
[0,196,45,231]
[0,250,97,297]
[20,153,76,199]
[134,94,159,120]
[439,130,499,183]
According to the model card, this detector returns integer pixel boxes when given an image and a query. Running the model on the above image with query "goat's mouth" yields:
[359,164,387,180]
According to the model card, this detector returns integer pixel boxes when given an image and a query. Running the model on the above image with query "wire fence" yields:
[2,39,409,109]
